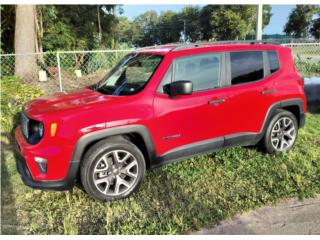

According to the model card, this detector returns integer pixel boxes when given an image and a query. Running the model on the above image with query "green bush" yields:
[1,76,43,137]
[295,55,320,77]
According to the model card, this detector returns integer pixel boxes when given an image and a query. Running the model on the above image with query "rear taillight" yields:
[300,77,305,88]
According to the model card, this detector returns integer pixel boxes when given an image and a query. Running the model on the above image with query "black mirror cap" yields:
[166,80,193,97]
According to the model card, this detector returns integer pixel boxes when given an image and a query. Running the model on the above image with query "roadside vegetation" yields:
[295,55,320,77]
[1,77,320,234]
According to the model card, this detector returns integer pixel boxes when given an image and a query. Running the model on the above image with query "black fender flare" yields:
[72,124,156,165]
[64,124,157,188]
[257,98,305,142]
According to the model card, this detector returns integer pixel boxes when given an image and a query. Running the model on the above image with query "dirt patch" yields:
[193,195,320,235]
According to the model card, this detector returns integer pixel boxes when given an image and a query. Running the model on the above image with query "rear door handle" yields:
[261,89,275,95]
[208,98,225,104]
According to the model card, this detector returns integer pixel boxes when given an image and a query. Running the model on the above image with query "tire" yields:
[80,137,146,201]
[261,109,298,154]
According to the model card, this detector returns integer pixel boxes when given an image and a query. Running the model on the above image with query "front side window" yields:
[173,53,222,92]
[92,53,163,96]
[230,51,264,85]
[157,65,173,93]
[268,51,280,74]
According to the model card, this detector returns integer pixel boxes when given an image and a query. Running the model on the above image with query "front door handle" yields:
[208,98,225,104]
[261,89,275,95]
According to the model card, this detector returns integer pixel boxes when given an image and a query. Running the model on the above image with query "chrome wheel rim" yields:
[93,150,138,196]
[271,117,296,151]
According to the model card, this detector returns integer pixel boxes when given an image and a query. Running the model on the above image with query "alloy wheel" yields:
[93,150,139,196]
[270,117,296,151]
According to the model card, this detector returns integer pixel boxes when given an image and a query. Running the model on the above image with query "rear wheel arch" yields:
[261,109,298,153]
[261,99,304,135]
[280,100,304,128]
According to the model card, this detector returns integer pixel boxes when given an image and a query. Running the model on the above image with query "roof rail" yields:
[134,40,280,52]
[171,40,280,52]
[136,42,183,51]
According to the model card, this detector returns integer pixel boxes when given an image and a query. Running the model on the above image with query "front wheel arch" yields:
[72,125,156,173]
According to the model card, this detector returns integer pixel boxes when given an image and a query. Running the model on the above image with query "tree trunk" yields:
[35,6,43,53]
[14,5,37,81]
[97,5,102,43]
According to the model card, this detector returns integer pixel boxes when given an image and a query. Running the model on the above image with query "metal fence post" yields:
[56,52,63,92]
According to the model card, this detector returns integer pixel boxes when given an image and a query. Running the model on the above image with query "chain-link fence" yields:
[282,43,320,63]
[1,43,319,94]
[0,50,131,94]
[281,43,320,77]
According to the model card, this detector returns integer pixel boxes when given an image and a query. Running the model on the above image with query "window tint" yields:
[268,51,280,73]
[230,51,264,85]
[157,65,172,93]
[173,53,222,92]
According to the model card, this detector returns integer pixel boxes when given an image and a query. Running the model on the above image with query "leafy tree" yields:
[211,7,248,40]
[48,5,117,50]
[206,5,272,41]
[283,5,319,38]
[1,5,118,53]
[157,11,181,44]
[1,5,15,53]
[310,13,320,39]
[179,6,202,42]
[262,5,273,29]
[199,5,219,40]
[115,16,134,45]
[210,6,256,40]
[132,10,159,46]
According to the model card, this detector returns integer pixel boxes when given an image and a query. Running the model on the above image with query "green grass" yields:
[295,58,320,77]
[1,77,320,234]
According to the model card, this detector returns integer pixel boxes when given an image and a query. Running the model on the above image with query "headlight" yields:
[22,114,44,145]
[38,122,44,137]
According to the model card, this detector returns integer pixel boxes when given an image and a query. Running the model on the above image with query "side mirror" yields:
[163,80,193,97]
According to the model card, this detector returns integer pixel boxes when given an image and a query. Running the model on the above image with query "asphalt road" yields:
[193,195,320,235]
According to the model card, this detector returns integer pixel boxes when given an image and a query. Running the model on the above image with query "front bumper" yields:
[14,145,74,190]
[14,127,79,191]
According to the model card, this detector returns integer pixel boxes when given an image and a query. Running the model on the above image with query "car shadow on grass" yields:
[1,140,19,234]
[137,165,227,234]
[307,101,320,114]
[1,112,23,234]
[74,157,229,234]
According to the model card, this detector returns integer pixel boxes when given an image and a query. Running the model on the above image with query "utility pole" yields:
[256,4,263,40]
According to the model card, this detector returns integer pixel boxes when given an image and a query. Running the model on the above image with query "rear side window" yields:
[230,51,264,85]
[173,53,222,92]
[268,51,280,73]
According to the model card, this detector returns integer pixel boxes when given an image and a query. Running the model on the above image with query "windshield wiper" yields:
[112,80,127,96]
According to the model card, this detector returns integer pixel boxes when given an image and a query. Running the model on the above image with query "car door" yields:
[222,50,277,145]
[152,52,229,156]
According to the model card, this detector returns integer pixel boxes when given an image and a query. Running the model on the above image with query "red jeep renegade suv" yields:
[15,41,306,201]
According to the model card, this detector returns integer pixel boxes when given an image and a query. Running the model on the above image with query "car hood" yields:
[24,88,118,117]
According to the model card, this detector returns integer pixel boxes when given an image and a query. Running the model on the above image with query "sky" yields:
[119,4,296,35]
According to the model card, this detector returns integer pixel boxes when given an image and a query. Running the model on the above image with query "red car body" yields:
[15,42,307,190]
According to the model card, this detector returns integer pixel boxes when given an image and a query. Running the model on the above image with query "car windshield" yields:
[91,53,163,96]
